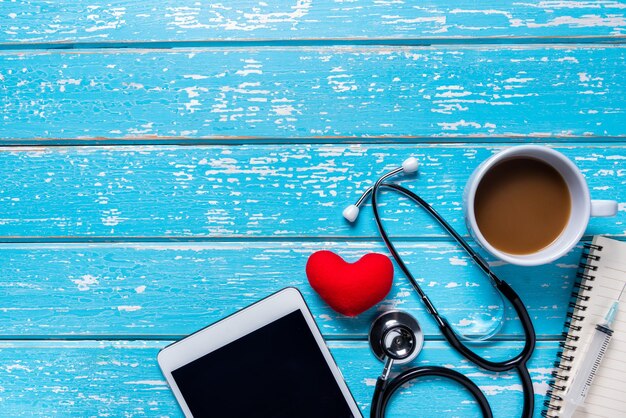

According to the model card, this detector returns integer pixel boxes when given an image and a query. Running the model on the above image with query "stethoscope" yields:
[344,157,536,418]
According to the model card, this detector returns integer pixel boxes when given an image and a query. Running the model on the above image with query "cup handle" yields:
[591,200,618,217]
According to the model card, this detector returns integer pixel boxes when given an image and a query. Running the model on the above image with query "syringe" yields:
[559,282,626,418]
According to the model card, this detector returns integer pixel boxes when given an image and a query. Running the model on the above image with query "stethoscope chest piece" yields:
[369,310,423,365]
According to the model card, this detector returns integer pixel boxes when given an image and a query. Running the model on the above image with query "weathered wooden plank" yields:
[0,340,557,417]
[1,47,625,141]
[0,145,623,238]
[0,240,586,338]
[1,0,625,45]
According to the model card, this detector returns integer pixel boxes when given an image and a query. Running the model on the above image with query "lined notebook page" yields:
[564,236,626,417]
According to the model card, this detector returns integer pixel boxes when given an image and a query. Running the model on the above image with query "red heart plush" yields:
[306,251,393,317]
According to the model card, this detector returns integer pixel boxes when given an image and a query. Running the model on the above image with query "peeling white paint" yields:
[117,305,142,312]
[72,274,99,291]
[449,256,468,266]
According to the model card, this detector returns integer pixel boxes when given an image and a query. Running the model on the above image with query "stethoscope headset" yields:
[343,157,536,418]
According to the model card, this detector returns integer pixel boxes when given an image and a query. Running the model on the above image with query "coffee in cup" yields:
[464,145,617,266]
[474,157,571,255]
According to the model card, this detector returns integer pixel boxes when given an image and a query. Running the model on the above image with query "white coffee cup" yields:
[464,145,618,266]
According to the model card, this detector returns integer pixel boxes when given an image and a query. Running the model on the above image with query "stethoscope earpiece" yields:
[342,156,419,224]
[369,310,423,365]
[342,204,360,223]
[401,157,419,174]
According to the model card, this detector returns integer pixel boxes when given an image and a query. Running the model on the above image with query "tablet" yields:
[158,287,362,418]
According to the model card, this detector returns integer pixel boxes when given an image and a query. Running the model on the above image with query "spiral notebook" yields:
[543,236,626,417]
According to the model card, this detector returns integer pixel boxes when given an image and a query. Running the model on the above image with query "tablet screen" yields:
[171,309,355,417]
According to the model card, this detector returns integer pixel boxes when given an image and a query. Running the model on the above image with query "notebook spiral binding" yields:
[541,242,603,417]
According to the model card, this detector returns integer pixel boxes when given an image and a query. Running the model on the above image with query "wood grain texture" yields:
[0,241,588,338]
[0,340,558,417]
[1,46,625,141]
[0,144,623,238]
[1,0,625,44]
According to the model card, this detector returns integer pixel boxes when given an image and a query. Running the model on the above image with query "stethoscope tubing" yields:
[371,366,494,418]
[367,178,536,418]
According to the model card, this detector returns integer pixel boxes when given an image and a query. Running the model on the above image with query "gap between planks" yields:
[0,335,564,342]
[0,36,625,51]
[2,136,626,146]
[0,235,606,244]
[2,42,626,56]
[2,141,626,151]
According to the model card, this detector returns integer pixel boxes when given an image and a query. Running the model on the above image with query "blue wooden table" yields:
[1,1,625,416]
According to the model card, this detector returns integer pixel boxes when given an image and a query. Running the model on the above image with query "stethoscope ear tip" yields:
[342,204,360,223]
[402,157,419,174]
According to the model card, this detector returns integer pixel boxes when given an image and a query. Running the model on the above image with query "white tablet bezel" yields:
[158,287,362,417]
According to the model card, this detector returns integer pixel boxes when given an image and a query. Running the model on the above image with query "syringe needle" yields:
[618,282,626,301]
